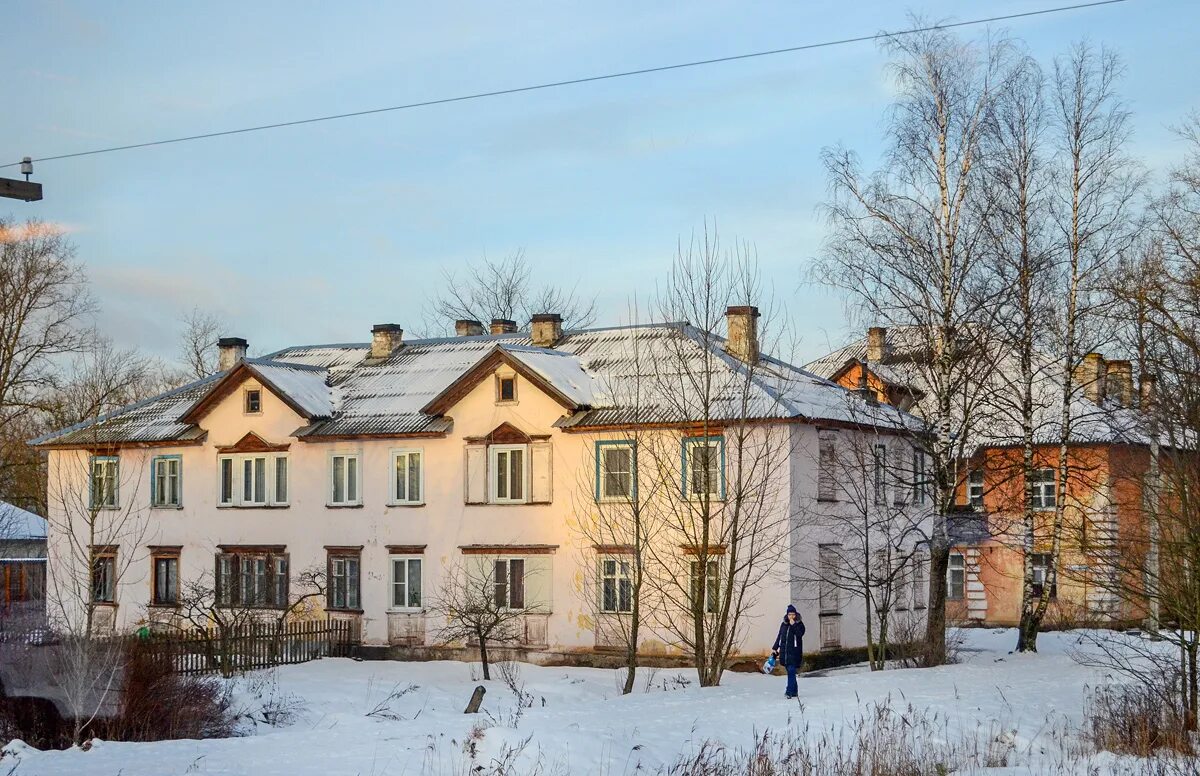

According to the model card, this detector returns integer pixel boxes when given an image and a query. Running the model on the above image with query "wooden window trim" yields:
[495,373,518,404]
[460,544,558,555]
[244,387,263,415]
[326,549,362,613]
[593,544,634,555]
[385,544,427,554]
[150,551,181,608]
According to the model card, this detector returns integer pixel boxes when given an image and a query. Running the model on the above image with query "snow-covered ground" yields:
[2,629,1194,775]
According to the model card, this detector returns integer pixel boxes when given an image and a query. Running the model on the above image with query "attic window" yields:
[245,389,262,414]
[497,375,517,403]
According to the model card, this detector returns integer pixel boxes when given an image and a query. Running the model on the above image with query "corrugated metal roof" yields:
[36,323,922,446]
[804,326,1151,448]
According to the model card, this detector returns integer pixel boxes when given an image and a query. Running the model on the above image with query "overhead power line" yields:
[2,0,1129,170]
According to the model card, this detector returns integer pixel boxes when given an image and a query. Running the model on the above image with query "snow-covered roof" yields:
[0,501,46,541]
[804,326,1151,449]
[33,322,923,447]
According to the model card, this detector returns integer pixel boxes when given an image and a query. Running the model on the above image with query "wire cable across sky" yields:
[1,0,1131,170]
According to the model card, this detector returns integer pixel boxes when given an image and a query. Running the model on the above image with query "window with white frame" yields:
[600,557,633,613]
[689,559,720,614]
[330,453,361,506]
[390,556,423,609]
[817,430,838,501]
[493,558,526,609]
[683,437,723,499]
[597,441,635,501]
[327,551,361,610]
[217,454,288,507]
[947,553,966,600]
[1029,468,1057,510]
[968,468,984,509]
[1030,553,1057,599]
[151,455,182,508]
[90,456,119,509]
[490,445,527,503]
[391,450,423,505]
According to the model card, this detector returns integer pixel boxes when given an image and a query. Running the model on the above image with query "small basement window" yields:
[497,375,517,403]
[245,389,262,414]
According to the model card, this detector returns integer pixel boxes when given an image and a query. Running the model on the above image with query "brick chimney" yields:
[1139,372,1157,410]
[455,319,485,337]
[866,327,888,362]
[1105,360,1134,407]
[370,324,404,359]
[724,306,760,365]
[530,313,563,348]
[490,319,518,335]
[1073,352,1107,405]
[217,337,248,372]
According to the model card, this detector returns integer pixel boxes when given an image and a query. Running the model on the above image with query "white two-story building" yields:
[34,309,927,662]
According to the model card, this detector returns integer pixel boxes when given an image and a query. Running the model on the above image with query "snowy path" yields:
[0,630,1164,775]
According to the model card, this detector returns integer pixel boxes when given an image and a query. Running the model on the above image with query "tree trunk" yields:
[478,632,491,681]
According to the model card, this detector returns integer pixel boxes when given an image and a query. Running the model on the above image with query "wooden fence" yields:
[143,619,353,675]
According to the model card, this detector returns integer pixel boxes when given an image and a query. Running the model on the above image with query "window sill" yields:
[326,503,364,509]
[216,504,290,510]
[815,497,839,503]
[215,604,288,611]
[151,505,184,511]
[92,601,117,608]
[597,496,633,504]
[386,502,425,508]
[817,611,842,618]
[148,602,180,609]
[599,610,634,616]
[387,608,425,614]
[327,608,364,615]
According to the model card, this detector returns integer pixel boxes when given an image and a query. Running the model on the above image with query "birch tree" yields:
[816,24,1013,665]
[1018,42,1139,652]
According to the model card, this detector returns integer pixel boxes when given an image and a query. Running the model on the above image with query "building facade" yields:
[806,327,1154,628]
[35,311,927,661]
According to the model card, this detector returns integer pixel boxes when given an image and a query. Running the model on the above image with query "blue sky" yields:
[3,0,1195,365]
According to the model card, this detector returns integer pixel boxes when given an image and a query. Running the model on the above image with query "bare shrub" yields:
[109,639,234,742]
[234,669,304,729]
[364,679,420,721]
[1087,677,1196,757]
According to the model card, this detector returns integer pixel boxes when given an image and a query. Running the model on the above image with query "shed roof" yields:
[0,501,46,541]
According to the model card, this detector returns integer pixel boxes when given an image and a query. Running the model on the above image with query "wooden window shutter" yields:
[530,440,553,504]
[817,430,837,501]
[523,555,553,612]
[464,444,487,504]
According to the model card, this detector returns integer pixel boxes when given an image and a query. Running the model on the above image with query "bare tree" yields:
[427,251,597,334]
[176,307,221,381]
[816,23,1014,665]
[631,227,796,687]
[570,302,668,694]
[428,557,537,681]
[0,218,94,513]
[1018,42,1139,651]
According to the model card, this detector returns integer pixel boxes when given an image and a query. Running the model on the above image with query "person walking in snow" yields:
[771,604,805,699]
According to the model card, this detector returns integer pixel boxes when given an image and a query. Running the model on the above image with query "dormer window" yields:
[497,375,517,403]
[244,389,262,414]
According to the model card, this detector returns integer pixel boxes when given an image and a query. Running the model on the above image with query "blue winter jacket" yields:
[772,614,806,667]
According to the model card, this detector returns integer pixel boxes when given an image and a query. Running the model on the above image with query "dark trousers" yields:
[785,664,798,697]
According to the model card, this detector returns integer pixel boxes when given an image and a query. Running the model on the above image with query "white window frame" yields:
[1029,468,1057,510]
[872,443,888,505]
[597,441,635,502]
[493,557,527,610]
[599,556,634,613]
[389,449,424,506]
[329,452,363,506]
[489,444,529,504]
[683,437,724,501]
[968,468,985,509]
[151,455,182,508]
[90,456,120,510]
[689,558,721,614]
[947,553,966,600]
[217,453,289,507]
[328,554,361,610]
[389,555,424,611]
